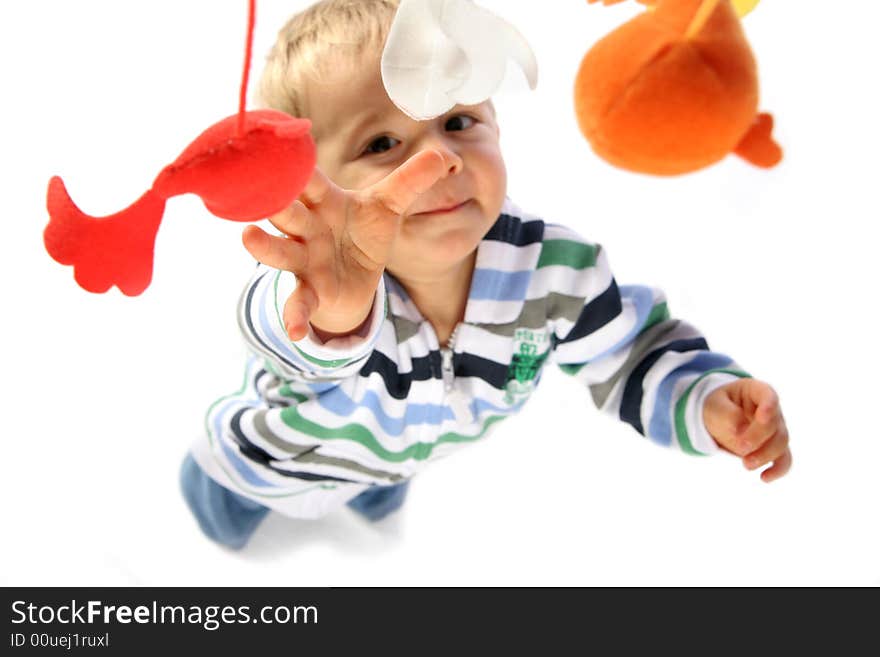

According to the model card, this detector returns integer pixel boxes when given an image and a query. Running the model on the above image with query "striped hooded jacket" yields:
[191,200,748,518]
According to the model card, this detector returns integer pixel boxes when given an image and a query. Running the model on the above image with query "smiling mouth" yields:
[412,199,472,216]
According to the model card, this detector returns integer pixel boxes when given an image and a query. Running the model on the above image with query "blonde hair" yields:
[258,0,401,118]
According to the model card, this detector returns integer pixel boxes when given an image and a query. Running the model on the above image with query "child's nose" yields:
[443,149,464,175]
[421,138,463,176]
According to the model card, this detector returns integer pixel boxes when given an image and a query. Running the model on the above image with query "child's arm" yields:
[236,149,447,380]
[549,227,790,481]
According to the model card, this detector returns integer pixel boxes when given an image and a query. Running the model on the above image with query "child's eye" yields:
[363,135,400,155]
[445,115,476,132]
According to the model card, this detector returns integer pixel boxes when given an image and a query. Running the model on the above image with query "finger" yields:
[760,448,792,483]
[743,424,789,471]
[242,225,308,274]
[282,280,319,341]
[300,165,335,209]
[743,380,780,425]
[738,417,780,455]
[738,386,782,453]
[366,149,448,216]
[266,200,313,240]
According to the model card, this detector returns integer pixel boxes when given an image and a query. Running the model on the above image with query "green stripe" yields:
[643,301,670,332]
[537,240,598,270]
[278,384,308,403]
[204,360,337,498]
[558,301,670,377]
[674,368,751,455]
[280,407,508,462]
[272,271,354,369]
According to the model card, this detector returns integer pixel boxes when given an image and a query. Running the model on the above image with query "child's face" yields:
[303,54,507,278]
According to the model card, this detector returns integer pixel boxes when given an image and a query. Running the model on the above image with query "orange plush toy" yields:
[576,0,781,175]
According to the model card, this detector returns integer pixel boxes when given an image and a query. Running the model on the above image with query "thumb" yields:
[703,387,750,454]
[365,149,448,216]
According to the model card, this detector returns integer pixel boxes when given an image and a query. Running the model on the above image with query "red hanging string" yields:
[236,0,257,137]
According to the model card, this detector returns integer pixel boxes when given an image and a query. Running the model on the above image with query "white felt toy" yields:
[381,0,538,120]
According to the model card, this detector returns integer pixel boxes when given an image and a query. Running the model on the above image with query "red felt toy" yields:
[44,0,316,296]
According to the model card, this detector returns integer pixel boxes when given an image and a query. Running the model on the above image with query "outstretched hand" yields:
[703,378,792,483]
[242,149,448,341]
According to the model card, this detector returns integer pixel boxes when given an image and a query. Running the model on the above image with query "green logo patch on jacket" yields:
[504,329,550,404]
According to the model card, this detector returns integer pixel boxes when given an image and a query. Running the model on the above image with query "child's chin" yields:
[410,230,483,261]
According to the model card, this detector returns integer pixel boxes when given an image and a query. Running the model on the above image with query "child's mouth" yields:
[412,199,472,216]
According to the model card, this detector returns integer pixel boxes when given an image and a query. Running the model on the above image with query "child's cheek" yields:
[334,162,388,191]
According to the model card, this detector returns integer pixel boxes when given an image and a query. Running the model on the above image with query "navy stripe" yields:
[229,408,356,484]
[358,350,437,400]
[556,279,624,345]
[483,214,544,246]
[253,368,269,391]
[243,273,305,374]
[359,350,510,395]
[455,353,510,391]
[619,338,710,436]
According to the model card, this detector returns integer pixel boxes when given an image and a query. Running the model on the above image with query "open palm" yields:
[242,149,447,340]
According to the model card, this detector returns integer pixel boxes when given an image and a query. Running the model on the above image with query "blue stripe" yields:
[210,366,261,446]
[220,440,274,487]
[242,273,304,375]
[307,382,338,394]
[256,273,312,371]
[315,386,527,436]
[470,268,532,302]
[647,352,733,447]
[317,387,454,435]
[472,397,526,416]
[209,359,274,488]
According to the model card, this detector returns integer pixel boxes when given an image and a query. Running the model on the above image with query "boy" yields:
[180,0,791,549]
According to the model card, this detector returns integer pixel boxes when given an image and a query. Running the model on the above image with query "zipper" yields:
[440,325,472,424]
[440,324,460,392]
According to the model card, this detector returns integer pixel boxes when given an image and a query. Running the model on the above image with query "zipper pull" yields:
[440,347,472,424]
[441,348,455,393]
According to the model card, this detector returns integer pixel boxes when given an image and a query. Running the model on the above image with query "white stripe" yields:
[385,277,423,322]
[465,298,523,324]
[526,248,614,302]
[191,438,368,518]
[542,223,591,242]
[500,197,542,223]
[475,239,543,273]
[456,324,514,364]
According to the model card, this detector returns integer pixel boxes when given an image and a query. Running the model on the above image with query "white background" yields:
[1,0,878,586]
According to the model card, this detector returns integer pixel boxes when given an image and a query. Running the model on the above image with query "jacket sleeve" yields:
[237,263,387,383]
[547,230,749,455]
[191,264,394,518]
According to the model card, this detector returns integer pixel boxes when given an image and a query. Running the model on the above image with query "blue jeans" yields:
[179,452,410,549]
